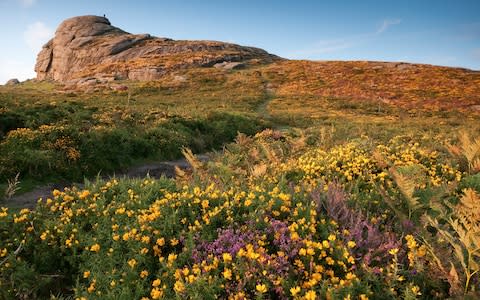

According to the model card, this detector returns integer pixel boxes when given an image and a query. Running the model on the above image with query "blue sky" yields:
[1,0,479,83]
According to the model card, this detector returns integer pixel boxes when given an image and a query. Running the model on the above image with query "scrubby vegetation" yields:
[0,77,267,184]
[1,61,480,299]
[1,129,480,299]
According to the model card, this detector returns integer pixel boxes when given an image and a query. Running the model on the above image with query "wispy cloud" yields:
[24,21,53,52]
[376,18,402,34]
[289,17,402,59]
[18,0,37,8]
[291,37,363,57]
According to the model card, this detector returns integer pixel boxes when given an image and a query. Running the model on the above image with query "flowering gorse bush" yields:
[1,130,478,299]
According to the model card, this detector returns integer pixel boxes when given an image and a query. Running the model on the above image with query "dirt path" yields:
[4,154,209,209]
[255,86,275,121]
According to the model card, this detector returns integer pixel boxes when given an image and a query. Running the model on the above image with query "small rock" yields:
[396,63,411,70]
[470,105,480,112]
[213,61,245,70]
[77,78,98,87]
[128,68,165,81]
[5,78,20,85]
[383,62,398,68]
[111,84,128,91]
[173,75,187,82]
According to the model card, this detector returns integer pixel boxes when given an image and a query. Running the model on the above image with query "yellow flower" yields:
[347,256,355,264]
[411,285,422,296]
[237,248,245,257]
[325,257,335,265]
[174,280,185,293]
[347,241,356,248]
[40,231,48,241]
[83,271,90,278]
[87,281,96,293]
[223,268,232,280]
[152,279,161,287]
[128,258,137,268]
[345,272,356,280]
[151,287,163,299]
[156,238,165,246]
[170,238,179,246]
[168,253,178,263]
[201,200,209,208]
[405,235,417,249]
[90,244,100,252]
[290,286,301,296]
[52,189,61,197]
[223,253,232,263]
[417,245,427,257]
[140,270,149,278]
[388,248,399,256]
[304,290,316,300]
[78,190,90,199]
[291,232,300,241]
[256,284,267,294]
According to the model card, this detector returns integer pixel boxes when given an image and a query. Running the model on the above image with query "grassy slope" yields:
[1,60,479,193]
[4,59,480,131]
[0,70,269,193]
[263,60,480,137]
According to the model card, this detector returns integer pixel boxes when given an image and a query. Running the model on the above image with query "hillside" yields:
[1,15,480,300]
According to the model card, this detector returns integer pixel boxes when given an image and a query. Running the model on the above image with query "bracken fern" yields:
[390,168,422,219]
[425,188,480,295]
[447,131,480,174]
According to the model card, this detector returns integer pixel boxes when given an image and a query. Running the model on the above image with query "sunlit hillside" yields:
[1,59,480,299]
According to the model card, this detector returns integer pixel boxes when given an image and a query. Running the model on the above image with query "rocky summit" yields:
[35,15,279,84]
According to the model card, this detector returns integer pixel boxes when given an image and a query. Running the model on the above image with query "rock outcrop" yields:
[35,15,279,83]
[5,78,20,85]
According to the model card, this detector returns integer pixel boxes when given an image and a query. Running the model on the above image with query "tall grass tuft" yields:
[3,173,20,201]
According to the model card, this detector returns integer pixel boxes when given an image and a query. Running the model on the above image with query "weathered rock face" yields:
[35,15,279,83]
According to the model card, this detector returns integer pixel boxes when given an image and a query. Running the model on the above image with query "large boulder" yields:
[35,15,280,83]
[5,78,20,85]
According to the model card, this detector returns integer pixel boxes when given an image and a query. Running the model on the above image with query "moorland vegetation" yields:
[1,60,480,299]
